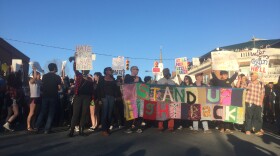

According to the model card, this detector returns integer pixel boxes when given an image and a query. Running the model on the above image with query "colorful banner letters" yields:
[123,83,245,124]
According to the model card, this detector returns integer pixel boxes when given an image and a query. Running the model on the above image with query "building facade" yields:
[0,38,30,84]
[188,38,280,84]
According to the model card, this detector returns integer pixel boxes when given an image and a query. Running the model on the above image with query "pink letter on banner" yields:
[169,102,181,119]
[156,102,170,121]
[220,88,232,106]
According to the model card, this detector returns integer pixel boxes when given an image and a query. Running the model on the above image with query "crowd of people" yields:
[1,59,280,138]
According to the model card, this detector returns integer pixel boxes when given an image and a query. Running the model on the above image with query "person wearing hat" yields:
[157,68,176,131]
[192,73,211,133]
[211,70,238,133]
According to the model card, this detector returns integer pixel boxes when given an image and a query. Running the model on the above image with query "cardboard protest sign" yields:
[123,83,246,124]
[12,59,22,72]
[75,45,92,70]
[175,57,188,74]
[192,58,200,66]
[112,56,125,70]
[250,49,270,74]
[1,63,9,72]
[211,51,239,71]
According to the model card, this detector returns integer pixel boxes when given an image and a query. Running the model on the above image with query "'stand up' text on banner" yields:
[122,83,245,124]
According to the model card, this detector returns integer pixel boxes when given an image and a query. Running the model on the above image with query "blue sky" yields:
[1,0,280,78]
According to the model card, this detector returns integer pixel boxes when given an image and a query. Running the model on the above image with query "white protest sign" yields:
[29,61,44,73]
[75,45,93,70]
[113,69,125,76]
[62,61,67,70]
[262,74,279,83]
[250,49,270,74]
[12,59,22,72]
[192,58,200,66]
[112,56,125,70]
[92,53,96,61]
[211,51,239,71]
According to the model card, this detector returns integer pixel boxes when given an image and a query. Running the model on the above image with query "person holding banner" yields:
[244,72,265,136]
[192,73,211,134]
[99,67,118,136]
[157,68,176,132]
[211,70,238,134]
[176,74,193,130]
[124,66,143,134]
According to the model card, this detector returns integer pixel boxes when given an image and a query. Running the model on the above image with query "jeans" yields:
[35,97,57,131]
[193,121,209,131]
[70,95,91,129]
[101,95,115,131]
[245,103,262,132]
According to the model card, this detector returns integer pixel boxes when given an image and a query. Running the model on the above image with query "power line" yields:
[1,37,174,61]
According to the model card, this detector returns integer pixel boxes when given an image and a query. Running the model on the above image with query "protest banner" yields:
[12,59,22,72]
[123,83,245,124]
[75,45,92,70]
[250,49,270,74]
[175,57,188,74]
[192,58,200,66]
[211,51,239,71]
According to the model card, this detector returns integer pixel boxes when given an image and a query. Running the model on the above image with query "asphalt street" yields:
[1,126,280,156]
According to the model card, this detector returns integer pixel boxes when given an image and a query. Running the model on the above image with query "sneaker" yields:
[189,126,193,130]
[204,130,212,134]
[75,126,79,132]
[177,126,183,130]
[255,131,264,136]
[245,131,251,135]
[119,125,125,129]
[109,125,113,130]
[215,127,219,130]
[3,122,14,132]
[141,122,146,126]
[136,129,143,133]
[124,129,133,134]
[225,129,233,134]
[88,127,95,131]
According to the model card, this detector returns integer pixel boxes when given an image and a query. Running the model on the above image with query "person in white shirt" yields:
[27,67,41,131]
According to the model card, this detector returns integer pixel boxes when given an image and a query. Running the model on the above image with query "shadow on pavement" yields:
[9,142,70,156]
[227,134,277,156]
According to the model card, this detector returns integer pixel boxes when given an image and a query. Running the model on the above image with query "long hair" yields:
[183,75,193,85]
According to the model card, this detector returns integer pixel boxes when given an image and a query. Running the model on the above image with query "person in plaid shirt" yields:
[245,72,265,136]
